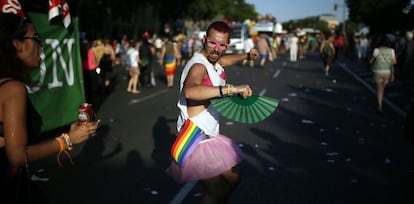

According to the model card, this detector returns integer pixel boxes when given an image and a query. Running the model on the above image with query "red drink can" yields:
[78,103,94,124]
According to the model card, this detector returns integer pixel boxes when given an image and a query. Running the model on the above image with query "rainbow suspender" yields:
[170,119,206,166]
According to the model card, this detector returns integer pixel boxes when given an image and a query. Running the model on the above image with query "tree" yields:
[183,0,221,21]
[74,0,258,39]
[283,17,331,33]
[220,0,257,22]
[182,0,256,22]
[346,0,414,33]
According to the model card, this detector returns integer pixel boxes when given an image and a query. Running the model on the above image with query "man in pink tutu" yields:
[166,21,259,203]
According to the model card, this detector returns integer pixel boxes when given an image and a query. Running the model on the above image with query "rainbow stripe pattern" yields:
[170,119,206,166]
[164,56,177,76]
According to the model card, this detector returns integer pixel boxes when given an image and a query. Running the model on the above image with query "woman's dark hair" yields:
[373,34,391,48]
[129,39,137,48]
[0,13,31,81]
[206,21,231,41]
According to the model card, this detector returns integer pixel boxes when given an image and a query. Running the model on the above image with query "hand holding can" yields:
[77,103,99,137]
[78,103,95,124]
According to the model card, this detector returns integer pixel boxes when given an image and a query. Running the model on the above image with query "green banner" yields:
[27,12,85,133]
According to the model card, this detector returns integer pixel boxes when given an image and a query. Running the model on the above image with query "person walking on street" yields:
[399,31,414,103]
[180,37,194,67]
[369,34,397,114]
[165,21,259,204]
[0,13,99,203]
[359,34,370,64]
[320,33,336,76]
[242,35,255,67]
[270,34,279,59]
[298,33,307,59]
[257,33,271,67]
[288,33,299,62]
[160,36,179,88]
[353,34,361,61]
[82,40,100,109]
[100,38,116,92]
[126,40,141,94]
[139,35,156,88]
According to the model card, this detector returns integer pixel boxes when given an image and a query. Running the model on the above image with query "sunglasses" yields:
[205,36,229,50]
[21,33,42,45]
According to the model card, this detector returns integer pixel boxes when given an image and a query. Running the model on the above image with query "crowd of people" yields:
[80,25,359,109]
[239,28,413,139]
[252,28,413,118]
[92,26,413,141]
[79,31,203,110]
[241,30,340,68]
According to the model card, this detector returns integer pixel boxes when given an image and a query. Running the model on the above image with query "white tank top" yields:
[176,52,226,137]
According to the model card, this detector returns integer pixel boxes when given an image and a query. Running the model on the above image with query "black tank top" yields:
[0,79,43,143]
[0,79,43,202]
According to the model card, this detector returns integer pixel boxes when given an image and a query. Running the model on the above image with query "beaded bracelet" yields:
[61,133,73,151]
[55,136,74,167]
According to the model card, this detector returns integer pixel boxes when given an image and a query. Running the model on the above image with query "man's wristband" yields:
[219,86,224,97]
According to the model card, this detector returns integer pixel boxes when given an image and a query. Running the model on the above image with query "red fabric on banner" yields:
[0,0,26,18]
[61,0,70,27]
[48,0,60,20]
[48,0,71,27]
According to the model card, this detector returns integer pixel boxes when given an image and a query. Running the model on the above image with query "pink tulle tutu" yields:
[165,134,243,183]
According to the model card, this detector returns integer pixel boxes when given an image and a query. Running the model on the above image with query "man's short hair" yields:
[206,21,231,40]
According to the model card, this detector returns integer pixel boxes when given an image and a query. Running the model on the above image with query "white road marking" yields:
[259,89,267,96]
[273,69,281,79]
[128,89,169,105]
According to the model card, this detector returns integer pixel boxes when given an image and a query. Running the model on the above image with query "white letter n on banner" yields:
[46,38,75,89]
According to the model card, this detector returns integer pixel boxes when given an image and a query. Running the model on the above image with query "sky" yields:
[245,0,347,23]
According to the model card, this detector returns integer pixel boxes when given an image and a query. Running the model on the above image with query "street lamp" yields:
[333,1,347,36]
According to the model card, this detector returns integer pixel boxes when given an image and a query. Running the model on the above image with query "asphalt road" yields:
[33,52,414,204]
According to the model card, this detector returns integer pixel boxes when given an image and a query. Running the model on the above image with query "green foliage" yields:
[224,0,257,21]
[184,0,220,20]
[183,0,256,21]
[283,17,331,33]
[346,0,414,32]
[343,20,361,34]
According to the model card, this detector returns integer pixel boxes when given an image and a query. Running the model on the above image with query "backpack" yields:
[372,48,393,71]
[322,42,334,56]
